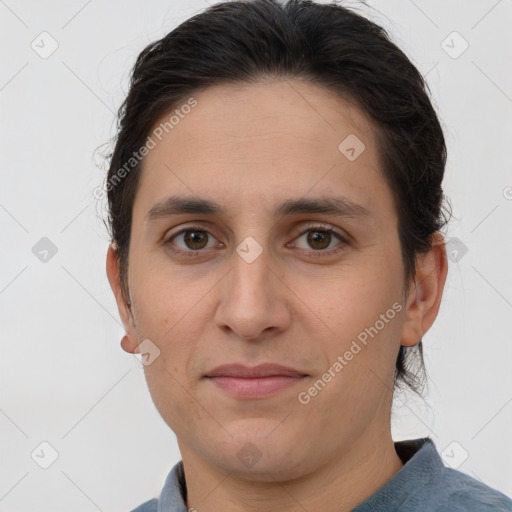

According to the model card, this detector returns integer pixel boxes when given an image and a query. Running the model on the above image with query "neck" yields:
[180,428,404,512]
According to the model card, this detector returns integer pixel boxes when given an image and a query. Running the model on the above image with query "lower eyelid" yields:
[165,227,347,255]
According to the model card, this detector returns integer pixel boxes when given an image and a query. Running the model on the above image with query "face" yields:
[108,79,433,481]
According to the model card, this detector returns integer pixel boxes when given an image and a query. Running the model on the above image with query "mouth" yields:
[204,363,308,399]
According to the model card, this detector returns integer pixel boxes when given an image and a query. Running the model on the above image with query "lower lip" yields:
[206,375,306,399]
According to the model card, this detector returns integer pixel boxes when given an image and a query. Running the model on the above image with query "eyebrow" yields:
[146,194,372,222]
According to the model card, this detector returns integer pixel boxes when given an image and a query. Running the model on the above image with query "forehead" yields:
[151,79,375,161]
[133,79,394,227]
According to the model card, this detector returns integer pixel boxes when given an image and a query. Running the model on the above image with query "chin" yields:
[204,428,310,480]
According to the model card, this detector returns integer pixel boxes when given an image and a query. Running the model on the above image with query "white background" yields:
[1,0,511,510]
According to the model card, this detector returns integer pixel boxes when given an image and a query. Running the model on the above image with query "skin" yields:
[107,79,448,512]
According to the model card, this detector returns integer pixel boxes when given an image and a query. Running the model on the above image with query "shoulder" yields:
[431,467,512,511]
[128,497,158,512]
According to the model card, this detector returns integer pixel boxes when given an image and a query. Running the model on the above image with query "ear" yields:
[400,232,448,347]
[106,244,140,354]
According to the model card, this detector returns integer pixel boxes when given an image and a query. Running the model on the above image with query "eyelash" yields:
[163,223,349,259]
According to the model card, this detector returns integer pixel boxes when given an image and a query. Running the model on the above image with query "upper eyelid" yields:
[165,222,348,247]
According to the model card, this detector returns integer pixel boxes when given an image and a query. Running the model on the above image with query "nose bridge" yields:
[230,237,273,305]
[215,232,289,340]
[229,208,273,285]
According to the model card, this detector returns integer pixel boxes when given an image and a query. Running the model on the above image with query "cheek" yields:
[129,248,210,333]
[294,263,404,380]
[295,265,398,334]
[142,362,203,435]
[136,296,209,430]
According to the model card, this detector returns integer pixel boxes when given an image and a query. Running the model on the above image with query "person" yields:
[102,0,512,510]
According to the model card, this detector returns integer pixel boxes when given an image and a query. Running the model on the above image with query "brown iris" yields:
[307,230,332,250]
[184,230,209,250]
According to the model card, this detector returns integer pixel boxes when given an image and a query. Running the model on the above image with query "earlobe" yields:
[121,334,140,354]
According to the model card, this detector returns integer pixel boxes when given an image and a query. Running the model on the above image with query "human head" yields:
[103,0,450,397]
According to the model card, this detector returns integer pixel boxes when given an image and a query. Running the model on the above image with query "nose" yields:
[214,244,291,342]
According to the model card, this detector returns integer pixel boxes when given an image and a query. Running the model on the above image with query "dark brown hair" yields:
[102,0,452,395]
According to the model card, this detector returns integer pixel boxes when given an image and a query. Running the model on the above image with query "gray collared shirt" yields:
[130,437,512,511]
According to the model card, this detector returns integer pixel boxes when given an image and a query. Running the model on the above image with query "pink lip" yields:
[205,363,308,399]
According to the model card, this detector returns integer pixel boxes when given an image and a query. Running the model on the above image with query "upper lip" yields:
[205,363,307,378]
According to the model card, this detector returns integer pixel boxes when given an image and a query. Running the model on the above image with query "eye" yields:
[165,227,221,256]
[163,223,348,258]
[292,224,348,255]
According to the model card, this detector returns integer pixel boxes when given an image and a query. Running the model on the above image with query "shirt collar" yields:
[157,457,188,512]
[157,437,441,511]
[352,437,444,511]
